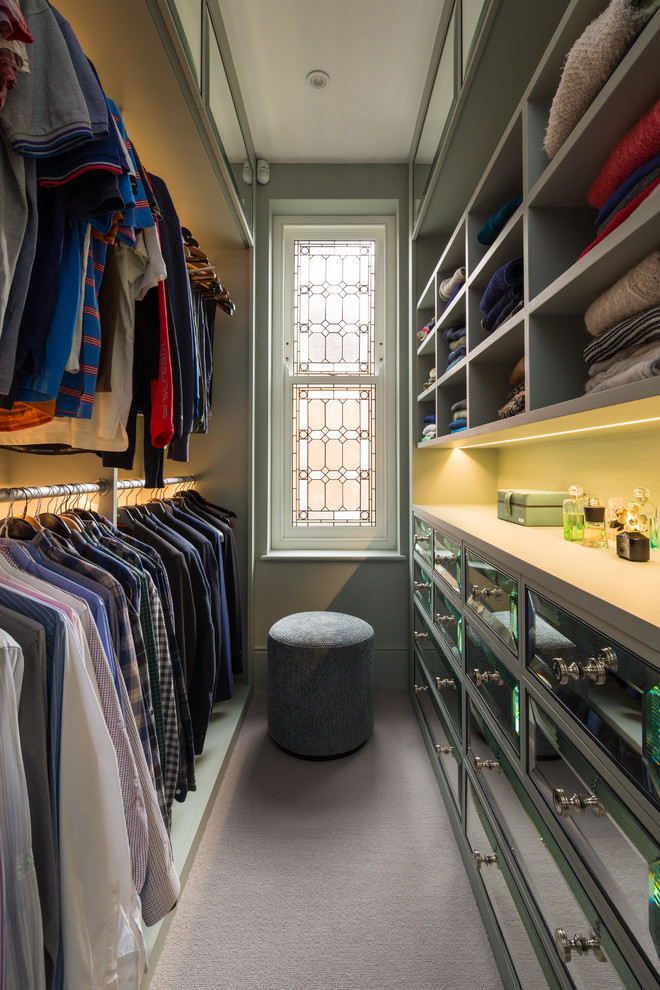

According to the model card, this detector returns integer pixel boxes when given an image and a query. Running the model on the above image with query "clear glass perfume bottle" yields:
[605,497,624,543]
[563,485,586,542]
[629,487,658,550]
[581,498,608,548]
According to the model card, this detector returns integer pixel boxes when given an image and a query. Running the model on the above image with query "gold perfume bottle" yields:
[581,498,608,549]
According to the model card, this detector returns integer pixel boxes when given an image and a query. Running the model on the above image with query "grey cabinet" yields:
[411,508,660,990]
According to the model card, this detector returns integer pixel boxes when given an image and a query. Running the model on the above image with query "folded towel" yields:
[588,337,659,376]
[452,409,466,422]
[443,324,466,343]
[448,335,466,352]
[585,302,660,364]
[585,338,660,392]
[594,149,660,228]
[585,251,660,336]
[544,0,654,160]
[423,414,436,424]
[449,418,467,432]
[422,423,437,437]
[480,257,524,316]
[579,175,660,258]
[477,195,523,246]
[588,94,660,209]
[498,382,526,418]
[485,291,524,333]
[508,355,525,386]
[447,345,466,367]
[439,266,466,301]
[420,432,436,442]
[450,398,467,414]
[443,281,464,311]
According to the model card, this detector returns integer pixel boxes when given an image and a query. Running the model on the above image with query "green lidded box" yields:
[497,489,566,527]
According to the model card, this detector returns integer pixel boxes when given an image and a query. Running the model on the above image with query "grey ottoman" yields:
[267,611,375,759]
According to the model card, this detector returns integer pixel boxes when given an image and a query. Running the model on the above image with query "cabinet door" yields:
[413,558,433,619]
[466,622,520,752]
[413,515,433,567]
[413,610,462,735]
[527,588,660,809]
[529,697,660,984]
[468,701,644,990]
[466,548,518,651]
[433,527,461,594]
[414,656,462,813]
[433,580,462,666]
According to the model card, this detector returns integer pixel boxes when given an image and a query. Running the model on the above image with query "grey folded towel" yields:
[585,339,660,393]
[584,303,660,364]
[544,0,655,159]
[584,250,660,336]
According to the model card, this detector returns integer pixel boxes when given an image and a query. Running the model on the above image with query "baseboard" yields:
[252,648,409,690]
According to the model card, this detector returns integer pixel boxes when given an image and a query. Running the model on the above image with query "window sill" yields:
[260,549,407,562]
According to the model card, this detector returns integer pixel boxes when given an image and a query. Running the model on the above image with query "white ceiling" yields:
[217,0,448,164]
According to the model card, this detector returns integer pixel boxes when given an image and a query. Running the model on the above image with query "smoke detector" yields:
[306,70,330,90]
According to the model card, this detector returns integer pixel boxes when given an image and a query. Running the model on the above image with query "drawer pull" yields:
[414,684,429,693]
[436,677,456,691]
[414,631,430,641]
[474,756,501,773]
[414,581,430,591]
[435,613,458,625]
[473,849,498,870]
[471,585,506,600]
[414,533,429,545]
[552,647,618,687]
[436,745,453,755]
[554,929,606,964]
[435,552,458,565]
[472,668,504,687]
[553,788,606,819]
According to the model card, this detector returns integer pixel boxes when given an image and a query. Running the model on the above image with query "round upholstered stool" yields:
[267,611,375,759]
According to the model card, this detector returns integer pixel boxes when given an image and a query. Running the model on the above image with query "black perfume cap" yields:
[584,504,605,523]
[616,532,650,562]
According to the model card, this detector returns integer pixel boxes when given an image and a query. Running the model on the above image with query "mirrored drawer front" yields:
[414,611,462,735]
[529,697,660,981]
[413,516,433,567]
[527,588,660,809]
[466,622,520,752]
[413,559,433,618]
[433,582,461,667]
[467,711,640,990]
[433,528,461,595]
[413,656,461,812]
[466,549,517,651]
[465,779,558,990]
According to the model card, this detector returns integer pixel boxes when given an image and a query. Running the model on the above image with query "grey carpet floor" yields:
[148,691,504,990]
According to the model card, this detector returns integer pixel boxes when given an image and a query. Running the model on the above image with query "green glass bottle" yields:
[563,485,586,542]
[629,487,658,550]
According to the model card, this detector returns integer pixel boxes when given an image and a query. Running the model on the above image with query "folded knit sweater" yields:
[584,250,660,335]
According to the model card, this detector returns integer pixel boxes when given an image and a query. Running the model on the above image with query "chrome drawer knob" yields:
[413,631,430,641]
[553,788,606,818]
[413,683,429,693]
[435,552,458,565]
[473,668,504,687]
[435,613,458,625]
[435,677,456,691]
[474,756,501,773]
[473,849,498,870]
[435,745,453,755]
[555,929,606,963]
[414,533,429,545]
[471,585,506,599]
[552,648,618,687]
[414,581,429,591]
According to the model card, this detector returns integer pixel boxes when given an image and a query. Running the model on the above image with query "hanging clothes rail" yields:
[0,479,111,503]
[115,475,196,494]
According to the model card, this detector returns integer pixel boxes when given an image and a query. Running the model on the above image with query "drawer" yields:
[432,581,462,666]
[413,610,462,735]
[465,777,559,990]
[413,559,433,619]
[529,697,660,983]
[466,621,520,752]
[413,516,433,567]
[413,656,462,812]
[433,527,461,595]
[466,548,518,652]
[467,702,643,990]
[527,588,660,809]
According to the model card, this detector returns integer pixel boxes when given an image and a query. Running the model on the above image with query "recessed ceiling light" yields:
[306,70,330,90]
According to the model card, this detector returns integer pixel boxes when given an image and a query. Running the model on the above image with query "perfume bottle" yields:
[605,497,624,543]
[581,498,608,548]
[629,487,658,550]
[563,485,586,542]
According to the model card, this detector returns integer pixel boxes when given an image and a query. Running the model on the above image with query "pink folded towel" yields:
[588,95,660,208]
[544,0,654,159]
[584,250,660,335]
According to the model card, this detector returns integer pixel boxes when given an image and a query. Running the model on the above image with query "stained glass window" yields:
[292,385,376,526]
[293,240,376,375]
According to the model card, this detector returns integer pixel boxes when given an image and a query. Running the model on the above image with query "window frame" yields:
[270,215,398,553]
